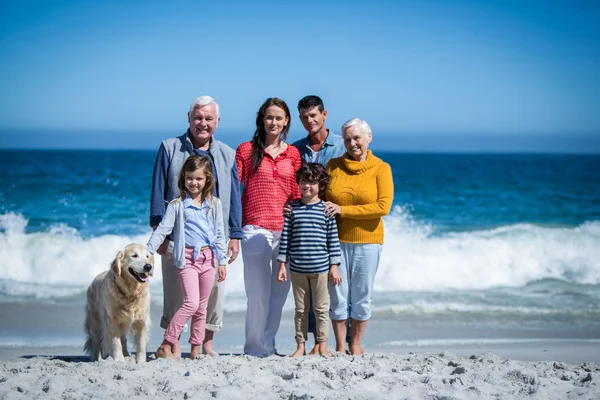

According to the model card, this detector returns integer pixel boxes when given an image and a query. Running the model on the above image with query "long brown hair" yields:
[250,97,291,171]
[176,155,215,205]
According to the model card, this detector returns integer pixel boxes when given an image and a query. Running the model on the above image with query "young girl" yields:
[146,155,227,359]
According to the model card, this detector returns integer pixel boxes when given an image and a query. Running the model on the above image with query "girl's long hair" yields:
[177,155,215,206]
[250,97,291,172]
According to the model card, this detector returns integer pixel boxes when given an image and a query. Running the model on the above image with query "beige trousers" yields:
[290,271,329,344]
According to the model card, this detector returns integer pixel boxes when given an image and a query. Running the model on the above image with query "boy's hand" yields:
[282,202,292,217]
[328,264,342,286]
[277,262,287,282]
[217,265,227,282]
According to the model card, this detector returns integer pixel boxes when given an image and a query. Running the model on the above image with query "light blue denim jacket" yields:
[146,197,227,268]
[292,129,346,166]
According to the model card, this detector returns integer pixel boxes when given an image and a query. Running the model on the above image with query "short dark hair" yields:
[296,162,329,199]
[297,95,324,113]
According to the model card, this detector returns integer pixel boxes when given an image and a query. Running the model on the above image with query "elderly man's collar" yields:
[185,129,214,150]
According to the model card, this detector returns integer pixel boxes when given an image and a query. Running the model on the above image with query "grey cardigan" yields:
[146,197,227,268]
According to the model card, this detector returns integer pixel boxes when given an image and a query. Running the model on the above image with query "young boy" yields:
[277,163,342,357]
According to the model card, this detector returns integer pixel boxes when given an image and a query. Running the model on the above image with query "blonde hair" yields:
[177,155,215,206]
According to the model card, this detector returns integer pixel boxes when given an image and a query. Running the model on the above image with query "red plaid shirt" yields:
[236,142,302,231]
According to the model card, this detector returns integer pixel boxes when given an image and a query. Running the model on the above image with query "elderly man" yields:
[292,95,346,355]
[150,95,241,357]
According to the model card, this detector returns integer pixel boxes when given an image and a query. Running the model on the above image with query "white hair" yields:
[189,95,220,119]
[341,118,371,135]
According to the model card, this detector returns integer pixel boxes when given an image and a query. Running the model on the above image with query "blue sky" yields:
[1,0,599,152]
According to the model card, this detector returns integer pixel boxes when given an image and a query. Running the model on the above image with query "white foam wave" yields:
[0,210,599,300]
[379,338,600,347]
[375,206,600,291]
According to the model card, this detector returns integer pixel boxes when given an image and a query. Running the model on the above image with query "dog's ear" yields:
[111,251,123,276]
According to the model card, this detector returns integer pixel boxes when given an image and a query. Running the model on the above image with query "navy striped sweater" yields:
[277,200,342,274]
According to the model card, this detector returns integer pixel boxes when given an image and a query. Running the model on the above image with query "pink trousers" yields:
[164,247,215,345]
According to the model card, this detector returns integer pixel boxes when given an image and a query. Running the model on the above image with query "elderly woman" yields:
[324,118,394,355]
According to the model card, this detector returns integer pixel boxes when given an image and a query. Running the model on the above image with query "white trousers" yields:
[242,225,290,357]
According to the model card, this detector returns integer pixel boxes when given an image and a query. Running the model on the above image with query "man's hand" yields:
[277,262,287,282]
[217,265,227,282]
[328,264,342,286]
[227,239,240,264]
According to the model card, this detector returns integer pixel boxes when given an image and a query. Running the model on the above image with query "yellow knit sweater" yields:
[325,151,394,244]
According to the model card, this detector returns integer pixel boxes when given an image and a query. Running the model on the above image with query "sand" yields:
[0,350,598,399]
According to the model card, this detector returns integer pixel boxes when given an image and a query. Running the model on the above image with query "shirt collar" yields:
[183,195,205,209]
[185,129,214,151]
[303,129,335,148]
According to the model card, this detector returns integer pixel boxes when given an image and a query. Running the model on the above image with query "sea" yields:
[1,149,599,353]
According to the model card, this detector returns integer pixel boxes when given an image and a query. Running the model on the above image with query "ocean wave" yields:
[0,210,599,300]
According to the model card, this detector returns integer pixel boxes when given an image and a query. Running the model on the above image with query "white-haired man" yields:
[150,95,241,357]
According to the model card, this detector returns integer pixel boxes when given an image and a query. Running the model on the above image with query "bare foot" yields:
[349,346,365,355]
[318,343,331,357]
[189,344,200,360]
[172,340,182,358]
[290,349,305,358]
[308,344,319,355]
[202,340,219,357]
[156,343,174,359]
[335,345,346,353]
[203,348,219,357]
[290,343,305,358]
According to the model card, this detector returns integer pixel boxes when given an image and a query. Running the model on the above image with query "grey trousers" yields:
[160,241,225,332]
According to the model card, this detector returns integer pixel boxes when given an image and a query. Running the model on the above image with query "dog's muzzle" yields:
[128,264,153,283]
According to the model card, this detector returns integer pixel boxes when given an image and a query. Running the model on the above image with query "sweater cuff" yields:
[276,254,287,263]
[229,226,243,240]
[329,256,341,266]
[149,215,162,227]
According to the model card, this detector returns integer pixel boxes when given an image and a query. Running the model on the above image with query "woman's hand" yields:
[328,264,342,286]
[217,265,227,282]
[323,201,341,218]
[277,262,287,282]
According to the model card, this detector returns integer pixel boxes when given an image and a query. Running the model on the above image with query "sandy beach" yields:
[1,297,600,398]
[0,349,598,399]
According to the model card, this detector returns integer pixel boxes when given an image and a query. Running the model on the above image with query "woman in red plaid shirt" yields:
[236,98,302,357]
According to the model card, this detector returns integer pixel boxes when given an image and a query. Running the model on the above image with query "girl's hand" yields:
[323,202,341,218]
[157,238,169,256]
[277,263,287,282]
[328,265,342,286]
[217,265,227,282]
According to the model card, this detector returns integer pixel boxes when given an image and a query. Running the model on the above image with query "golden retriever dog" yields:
[84,243,154,363]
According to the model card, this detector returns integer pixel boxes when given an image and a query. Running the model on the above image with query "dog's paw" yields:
[136,353,147,363]
[114,354,126,363]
